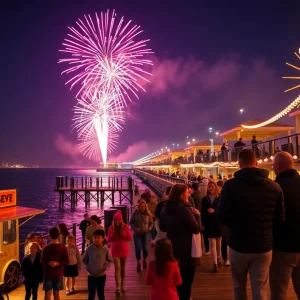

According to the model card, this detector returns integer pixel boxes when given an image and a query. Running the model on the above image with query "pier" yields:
[55,175,134,209]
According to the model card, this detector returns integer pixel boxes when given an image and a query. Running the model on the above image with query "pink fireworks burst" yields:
[59,9,153,105]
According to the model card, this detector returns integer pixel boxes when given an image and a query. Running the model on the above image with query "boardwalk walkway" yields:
[8,179,297,299]
[8,242,297,300]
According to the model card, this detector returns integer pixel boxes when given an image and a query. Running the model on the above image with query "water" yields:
[0,168,133,243]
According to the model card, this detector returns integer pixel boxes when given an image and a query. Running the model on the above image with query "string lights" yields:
[241,95,300,129]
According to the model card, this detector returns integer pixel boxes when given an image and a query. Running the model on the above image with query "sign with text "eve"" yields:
[0,190,17,208]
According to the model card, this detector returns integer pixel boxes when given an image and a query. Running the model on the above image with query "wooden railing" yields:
[55,175,134,191]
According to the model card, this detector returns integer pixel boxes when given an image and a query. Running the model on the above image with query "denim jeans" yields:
[88,275,106,300]
[133,234,149,260]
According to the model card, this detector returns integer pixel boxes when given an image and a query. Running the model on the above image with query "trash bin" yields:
[110,205,129,224]
[104,208,117,234]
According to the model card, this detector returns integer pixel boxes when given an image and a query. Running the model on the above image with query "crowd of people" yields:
[20,149,299,300]
[137,149,299,300]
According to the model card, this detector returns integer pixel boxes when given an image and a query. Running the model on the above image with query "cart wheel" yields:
[4,262,20,291]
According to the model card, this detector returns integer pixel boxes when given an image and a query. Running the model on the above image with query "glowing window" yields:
[2,220,17,245]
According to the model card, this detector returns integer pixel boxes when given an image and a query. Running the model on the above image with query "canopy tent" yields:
[0,206,45,226]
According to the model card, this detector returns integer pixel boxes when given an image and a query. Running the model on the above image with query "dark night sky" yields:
[1,0,300,167]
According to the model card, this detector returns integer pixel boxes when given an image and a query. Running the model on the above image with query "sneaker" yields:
[137,261,141,272]
[224,259,230,266]
[204,251,211,256]
[143,260,147,269]
[213,264,219,273]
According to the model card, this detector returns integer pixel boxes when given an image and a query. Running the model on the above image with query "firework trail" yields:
[242,48,300,129]
[283,48,300,92]
[78,126,119,161]
[73,89,125,163]
[59,10,152,164]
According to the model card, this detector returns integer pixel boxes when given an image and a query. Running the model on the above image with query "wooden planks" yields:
[8,242,297,300]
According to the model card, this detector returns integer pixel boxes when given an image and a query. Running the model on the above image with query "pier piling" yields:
[55,175,134,209]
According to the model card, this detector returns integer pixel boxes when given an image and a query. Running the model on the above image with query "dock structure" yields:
[55,175,134,209]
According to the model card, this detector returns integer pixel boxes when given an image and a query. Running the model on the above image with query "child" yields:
[64,235,81,295]
[21,242,43,300]
[82,229,113,300]
[41,227,69,300]
[145,238,182,300]
[107,210,132,294]
[24,232,37,255]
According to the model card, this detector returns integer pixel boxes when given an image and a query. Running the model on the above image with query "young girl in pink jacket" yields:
[107,210,132,295]
[145,238,182,300]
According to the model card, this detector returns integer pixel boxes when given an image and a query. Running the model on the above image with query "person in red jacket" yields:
[41,227,69,300]
[107,210,132,295]
[145,237,182,300]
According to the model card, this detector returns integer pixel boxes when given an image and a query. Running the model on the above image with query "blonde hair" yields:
[66,234,76,245]
[27,242,42,253]
[207,181,220,197]
[138,200,152,216]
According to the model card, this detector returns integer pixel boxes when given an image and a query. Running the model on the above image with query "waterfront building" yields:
[135,117,300,180]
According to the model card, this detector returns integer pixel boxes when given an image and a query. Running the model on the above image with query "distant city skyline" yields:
[1,0,300,167]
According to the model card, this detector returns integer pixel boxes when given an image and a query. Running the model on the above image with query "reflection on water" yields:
[0,168,133,242]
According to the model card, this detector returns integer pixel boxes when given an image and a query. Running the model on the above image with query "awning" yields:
[0,206,45,223]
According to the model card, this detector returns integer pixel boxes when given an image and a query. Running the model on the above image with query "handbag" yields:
[191,233,202,258]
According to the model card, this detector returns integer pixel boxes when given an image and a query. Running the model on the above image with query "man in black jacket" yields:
[217,149,285,300]
[270,151,300,299]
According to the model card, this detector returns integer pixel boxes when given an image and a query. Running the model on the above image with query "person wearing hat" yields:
[107,210,132,295]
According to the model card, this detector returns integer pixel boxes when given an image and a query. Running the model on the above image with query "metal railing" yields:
[140,134,300,165]
[134,169,194,196]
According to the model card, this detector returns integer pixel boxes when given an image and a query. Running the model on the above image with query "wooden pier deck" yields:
[55,175,134,208]
[8,180,297,299]
[8,241,297,300]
